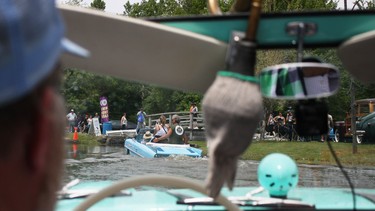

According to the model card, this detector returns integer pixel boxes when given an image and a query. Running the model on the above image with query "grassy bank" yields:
[65,133,375,167]
[191,140,375,167]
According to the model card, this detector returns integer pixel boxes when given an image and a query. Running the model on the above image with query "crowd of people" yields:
[69,105,336,143]
[147,114,189,145]
[66,110,99,133]
[65,105,193,146]
[266,111,292,140]
[132,106,189,145]
[266,110,333,142]
[135,103,198,144]
[66,103,196,144]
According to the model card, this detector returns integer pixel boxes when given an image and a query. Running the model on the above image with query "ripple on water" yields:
[63,145,375,189]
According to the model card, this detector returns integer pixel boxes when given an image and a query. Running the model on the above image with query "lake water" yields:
[63,143,375,189]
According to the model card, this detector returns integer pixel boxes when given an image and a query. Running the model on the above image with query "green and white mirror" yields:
[259,62,340,100]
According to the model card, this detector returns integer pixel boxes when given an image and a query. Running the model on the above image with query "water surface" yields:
[64,144,375,189]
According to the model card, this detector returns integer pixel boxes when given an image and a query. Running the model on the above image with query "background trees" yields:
[91,0,106,10]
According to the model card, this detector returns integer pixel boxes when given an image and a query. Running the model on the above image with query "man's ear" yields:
[26,87,54,173]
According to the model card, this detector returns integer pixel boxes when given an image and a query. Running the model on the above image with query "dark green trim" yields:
[150,10,375,49]
[217,71,259,83]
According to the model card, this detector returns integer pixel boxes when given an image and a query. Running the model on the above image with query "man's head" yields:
[0,0,87,210]
[143,131,153,140]
[0,0,88,106]
[172,114,181,124]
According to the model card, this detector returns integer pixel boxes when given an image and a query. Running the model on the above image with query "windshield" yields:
[58,0,375,210]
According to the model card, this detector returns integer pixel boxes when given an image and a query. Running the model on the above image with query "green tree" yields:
[62,68,147,122]
[124,0,234,17]
[124,0,181,17]
[63,0,83,6]
[352,0,375,10]
[262,0,337,12]
[91,0,106,10]
[179,0,208,15]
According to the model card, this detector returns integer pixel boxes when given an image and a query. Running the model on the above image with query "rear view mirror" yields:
[259,62,340,100]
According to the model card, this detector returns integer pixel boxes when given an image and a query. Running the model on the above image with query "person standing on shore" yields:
[321,114,333,142]
[190,102,199,129]
[136,108,147,133]
[121,112,128,129]
[66,109,77,133]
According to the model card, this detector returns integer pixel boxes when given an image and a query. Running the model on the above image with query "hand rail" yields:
[146,112,204,130]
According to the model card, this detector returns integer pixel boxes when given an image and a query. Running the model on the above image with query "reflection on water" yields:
[64,143,375,189]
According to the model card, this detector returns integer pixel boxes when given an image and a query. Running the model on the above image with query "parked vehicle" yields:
[335,98,375,143]
[356,111,375,143]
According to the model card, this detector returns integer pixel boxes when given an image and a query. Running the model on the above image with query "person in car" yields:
[154,115,169,139]
[152,114,189,144]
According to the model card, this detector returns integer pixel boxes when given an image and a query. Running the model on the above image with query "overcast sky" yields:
[59,0,355,15]
[97,0,141,14]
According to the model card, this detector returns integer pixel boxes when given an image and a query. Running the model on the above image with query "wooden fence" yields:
[146,112,205,140]
[146,112,203,128]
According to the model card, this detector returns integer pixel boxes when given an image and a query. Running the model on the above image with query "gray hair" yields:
[172,114,180,123]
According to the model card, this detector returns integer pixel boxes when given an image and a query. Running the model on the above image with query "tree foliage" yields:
[123,0,235,17]
[63,69,149,122]
[352,0,375,10]
[63,0,83,6]
[90,0,106,10]
[262,0,337,12]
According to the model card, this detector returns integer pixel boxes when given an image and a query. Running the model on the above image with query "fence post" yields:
[168,114,172,125]
[189,113,193,140]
